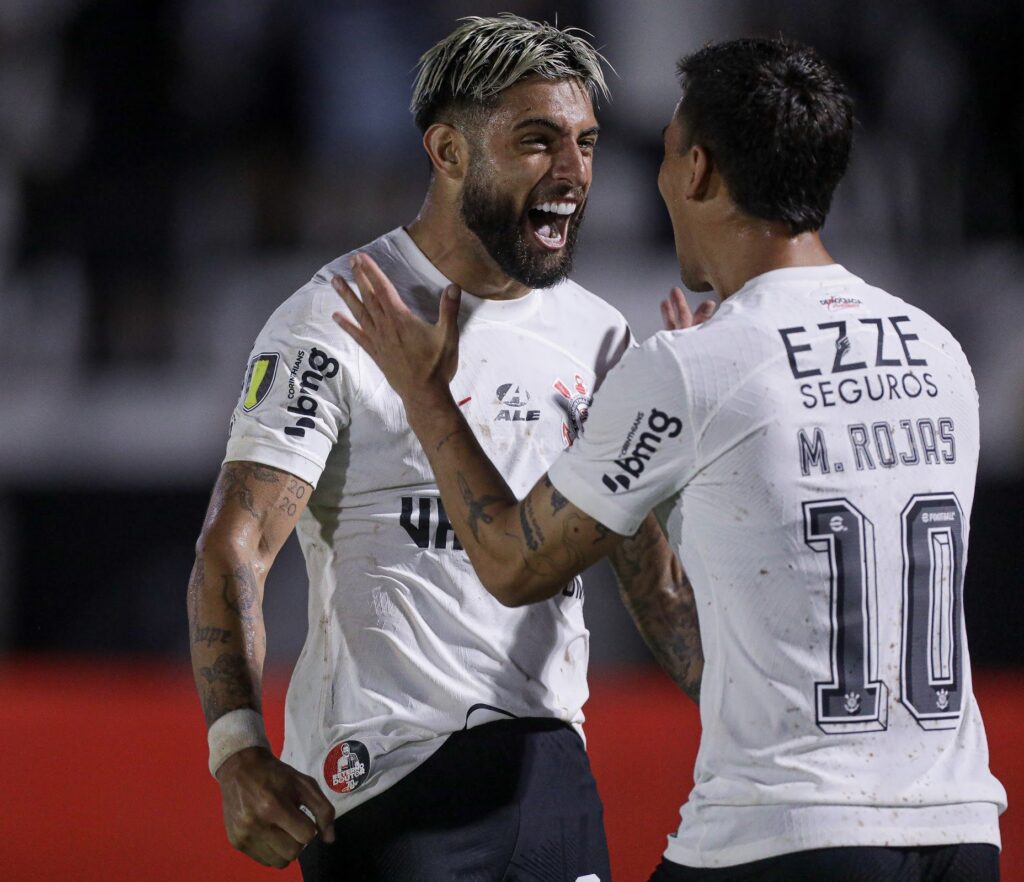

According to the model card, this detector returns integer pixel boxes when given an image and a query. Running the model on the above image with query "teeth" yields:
[534,201,576,216]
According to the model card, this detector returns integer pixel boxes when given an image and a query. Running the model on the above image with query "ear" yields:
[422,123,470,182]
[686,143,716,202]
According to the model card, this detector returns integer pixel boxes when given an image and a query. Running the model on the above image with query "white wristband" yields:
[207,708,271,777]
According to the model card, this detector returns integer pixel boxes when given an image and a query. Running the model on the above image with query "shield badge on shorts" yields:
[242,353,279,411]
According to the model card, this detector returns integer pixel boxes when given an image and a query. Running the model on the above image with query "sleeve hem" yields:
[223,437,326,488]
[547,457,645,537]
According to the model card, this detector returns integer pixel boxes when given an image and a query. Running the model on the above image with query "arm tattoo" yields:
[612,522,703,703]
[219,462,281,520]
[221,565,259,622]
[192,625,233,647]
[516,512,588,582]
[542,475,570,515]
[457,473,505,543]
[519,498,545,551]
[436,427,467,452]
[197,652,260,725]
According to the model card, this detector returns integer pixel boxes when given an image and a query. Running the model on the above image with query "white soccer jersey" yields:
[225,228,631,815]
[548,264,1006,867]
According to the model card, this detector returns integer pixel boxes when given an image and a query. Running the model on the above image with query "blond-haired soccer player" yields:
[188,15,702,881]
[336,37,1006,882]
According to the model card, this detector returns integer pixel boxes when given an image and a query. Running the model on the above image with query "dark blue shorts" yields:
[648,843,999,882]
[300,717,610,881]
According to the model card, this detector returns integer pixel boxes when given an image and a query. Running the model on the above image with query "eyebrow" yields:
[513,117,601,139]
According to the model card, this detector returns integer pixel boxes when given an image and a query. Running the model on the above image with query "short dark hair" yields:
[675,38,853,234]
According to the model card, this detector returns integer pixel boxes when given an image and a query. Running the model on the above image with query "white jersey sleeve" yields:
[548,332,696,535]
[224,284,356,487]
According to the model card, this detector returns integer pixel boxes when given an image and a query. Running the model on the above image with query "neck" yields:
[405,193,531,301]
[703,219,835,299]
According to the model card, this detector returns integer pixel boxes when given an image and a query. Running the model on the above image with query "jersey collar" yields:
[732,264,862,299]
[390,227,542,324]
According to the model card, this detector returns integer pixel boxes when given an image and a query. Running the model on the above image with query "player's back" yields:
[655,265,1006,866]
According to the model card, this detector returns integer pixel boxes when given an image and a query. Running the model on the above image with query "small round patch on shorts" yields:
[323,740,370,794]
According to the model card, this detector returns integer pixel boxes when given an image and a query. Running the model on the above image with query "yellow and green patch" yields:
[242,352,280,411]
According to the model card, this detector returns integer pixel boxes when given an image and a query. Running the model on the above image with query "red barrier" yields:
[0,660,1018,881]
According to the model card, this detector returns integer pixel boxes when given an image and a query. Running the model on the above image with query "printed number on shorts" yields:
[803,493,965,733]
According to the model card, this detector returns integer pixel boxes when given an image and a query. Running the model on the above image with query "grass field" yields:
[1,659,1018,880]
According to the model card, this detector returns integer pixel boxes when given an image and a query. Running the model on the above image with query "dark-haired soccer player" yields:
[188,14,704,882]
[335,37,1006,882]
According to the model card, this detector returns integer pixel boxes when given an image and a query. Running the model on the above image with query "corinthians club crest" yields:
[554,374,591,446]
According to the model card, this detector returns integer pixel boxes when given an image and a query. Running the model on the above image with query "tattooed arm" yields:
[188,461,334,868]
[608,516,703,703]
[328,253,619,605]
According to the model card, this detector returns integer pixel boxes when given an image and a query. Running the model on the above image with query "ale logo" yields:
[242,353,279,412]
[494,382,540,423]
[323,740,370,794]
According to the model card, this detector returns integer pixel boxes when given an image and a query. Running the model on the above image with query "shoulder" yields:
[263,232,402,353]
[543,277,631,333]
[537,278,634,378]
[607,329,689,392]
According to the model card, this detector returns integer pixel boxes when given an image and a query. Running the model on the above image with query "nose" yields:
[551,140,589,189]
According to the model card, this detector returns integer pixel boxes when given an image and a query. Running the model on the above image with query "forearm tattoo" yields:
[192,626,233,647]
[457,473,505,543]
[613,524,703,703]
[197,652,260,725]
[221,565,259,622]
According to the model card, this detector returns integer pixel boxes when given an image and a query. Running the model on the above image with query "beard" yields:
[459,160,586,289]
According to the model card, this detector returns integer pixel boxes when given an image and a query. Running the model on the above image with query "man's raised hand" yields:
[661,286,716,331]
[332,252,462,403]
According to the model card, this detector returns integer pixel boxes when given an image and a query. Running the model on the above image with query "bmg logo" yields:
[284,347,340,438]
[601,409,682,492]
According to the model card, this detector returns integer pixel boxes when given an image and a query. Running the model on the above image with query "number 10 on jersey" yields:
[803,493,965,734]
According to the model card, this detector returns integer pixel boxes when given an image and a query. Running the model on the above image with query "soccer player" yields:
[334,37,1007,882]
[187,14,703,881]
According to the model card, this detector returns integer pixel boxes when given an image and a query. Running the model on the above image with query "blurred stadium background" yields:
[1,0,1021,878]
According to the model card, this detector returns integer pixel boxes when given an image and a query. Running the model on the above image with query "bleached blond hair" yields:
[410,13,611,132]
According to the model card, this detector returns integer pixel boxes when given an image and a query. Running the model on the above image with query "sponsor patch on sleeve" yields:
[242,353,280,411]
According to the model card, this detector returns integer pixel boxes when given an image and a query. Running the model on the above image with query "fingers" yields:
[229,811,308,869]
[661,288,689,330]
[660,298,673,329]
[331,273,372,331]
[258,825,309,868]
[296,775,337,844]
[671,287,694,329]
[268,797,319,850]
[333,312,372,353]
[355,252,408,312]
[661,288,716,330]
[438,283,462,340]
[694,298,717,324]
[350,253,388,325]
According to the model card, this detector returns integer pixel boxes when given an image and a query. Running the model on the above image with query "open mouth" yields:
[525,199,577,251]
